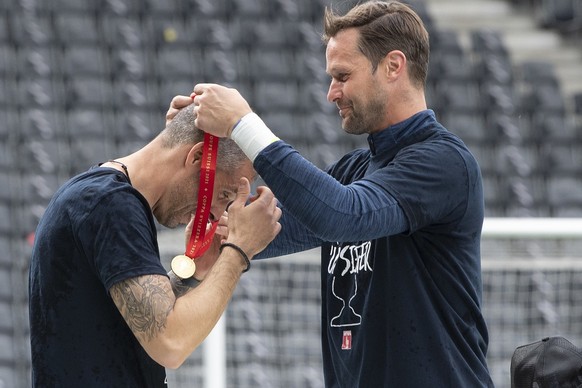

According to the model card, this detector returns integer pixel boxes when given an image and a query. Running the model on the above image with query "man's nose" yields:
[208,212,217,222]
[327,79,341,103]
[209,202,226,222]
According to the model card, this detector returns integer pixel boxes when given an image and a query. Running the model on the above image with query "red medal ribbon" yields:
[185,132,219,259]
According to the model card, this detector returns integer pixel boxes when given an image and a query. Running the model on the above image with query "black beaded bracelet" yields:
[219,242,251,273]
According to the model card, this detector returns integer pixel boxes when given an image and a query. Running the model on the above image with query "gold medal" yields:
[171,255,196,279]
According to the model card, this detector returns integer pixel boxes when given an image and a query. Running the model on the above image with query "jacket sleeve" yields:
[254,141,409,243]
[255,203,322,260]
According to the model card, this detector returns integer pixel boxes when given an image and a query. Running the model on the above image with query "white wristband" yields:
[230,113,279,162]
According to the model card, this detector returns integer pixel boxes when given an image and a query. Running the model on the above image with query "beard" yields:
[156,174,199,229]
[341,91,388,135]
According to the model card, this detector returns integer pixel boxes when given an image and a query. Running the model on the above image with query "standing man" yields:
[188,1,494,386]
[28,103,281,387]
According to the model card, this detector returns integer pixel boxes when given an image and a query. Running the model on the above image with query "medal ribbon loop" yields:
[185,132,219,259]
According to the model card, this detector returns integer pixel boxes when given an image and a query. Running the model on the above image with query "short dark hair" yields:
[161,104,249,171]
[323,1,430,89]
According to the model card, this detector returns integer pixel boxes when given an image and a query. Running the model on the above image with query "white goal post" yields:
[159,217,582,388]
[482,217,582,239]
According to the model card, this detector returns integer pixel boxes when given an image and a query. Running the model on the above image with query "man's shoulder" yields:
[61,168,139,208]
[405,128,480,173]
[326,148,370,176]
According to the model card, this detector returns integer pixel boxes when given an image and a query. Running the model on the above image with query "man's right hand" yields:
[192,83,253,138]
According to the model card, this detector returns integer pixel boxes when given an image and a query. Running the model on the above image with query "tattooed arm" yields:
[109,178,281,369]
[168,270,201,298]
[109,251,246,368]
[110,275,175,343]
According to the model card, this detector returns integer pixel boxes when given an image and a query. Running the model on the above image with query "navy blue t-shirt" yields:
[255,110,494,387]
[29,167,168,387]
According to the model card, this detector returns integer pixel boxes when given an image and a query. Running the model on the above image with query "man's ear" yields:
[185,141,204,168]
[382,50,406,80]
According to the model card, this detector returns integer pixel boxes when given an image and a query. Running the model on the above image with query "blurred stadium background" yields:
[1,0,582,386]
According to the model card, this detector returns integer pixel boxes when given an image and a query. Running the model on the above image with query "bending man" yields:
[29,104,281,387]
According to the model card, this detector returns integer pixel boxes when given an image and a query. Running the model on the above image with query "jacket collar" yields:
[366,109,437,156]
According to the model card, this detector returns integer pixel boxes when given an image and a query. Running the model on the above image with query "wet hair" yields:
[161,104,249,171]
[323,1,429,88]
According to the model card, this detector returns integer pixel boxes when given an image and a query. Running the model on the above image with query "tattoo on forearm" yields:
[168,270,201,298]
[110,275,174,342]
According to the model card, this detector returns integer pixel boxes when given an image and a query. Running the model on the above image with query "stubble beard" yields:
[342,95,387,135]
[161,175,199,229]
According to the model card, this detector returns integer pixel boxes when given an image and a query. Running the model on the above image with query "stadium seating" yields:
[3,0,582,386]
[510,0,582,35]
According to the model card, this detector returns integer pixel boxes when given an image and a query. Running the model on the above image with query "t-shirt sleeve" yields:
[75,189,167,291]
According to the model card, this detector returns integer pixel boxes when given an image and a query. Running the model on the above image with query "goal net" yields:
[159,217,582,388]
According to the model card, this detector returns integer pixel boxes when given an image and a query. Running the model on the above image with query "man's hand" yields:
[165,94,195,126]
[225,177,281,260]
[192,84,253,138]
